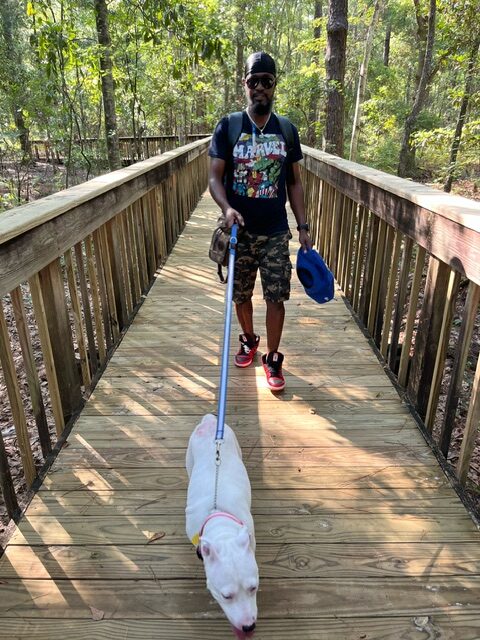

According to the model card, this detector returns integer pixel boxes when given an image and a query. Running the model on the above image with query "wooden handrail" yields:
[302,147,480,286]
[301,145,480,503]
[29,134,210,143]
[23,135,211,163]
[0,138,210,294]
[0,138,210,525]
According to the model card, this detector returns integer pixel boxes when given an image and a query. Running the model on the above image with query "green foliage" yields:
[413,119,480,179]
[0,0,478,196]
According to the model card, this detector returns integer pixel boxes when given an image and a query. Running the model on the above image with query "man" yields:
[208,51,311,392]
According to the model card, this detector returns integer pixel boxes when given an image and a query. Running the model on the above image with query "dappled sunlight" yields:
[157,267,221,288]
[106,373,217,391]
[1,545,53,580]
[12,515,74,546]
[2,191,479,633]
[0,544,164,580]
[43,468,114,492]
[14,577,70,610]
[68,434,113,467]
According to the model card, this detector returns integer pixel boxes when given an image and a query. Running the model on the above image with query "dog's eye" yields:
[249,586,258,593]
[222,594,233,600]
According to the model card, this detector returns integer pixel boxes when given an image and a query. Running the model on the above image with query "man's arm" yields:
[287,162,312,251]
[208,158,244,228]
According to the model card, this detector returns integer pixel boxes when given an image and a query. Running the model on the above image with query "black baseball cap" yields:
[244,52,276,78]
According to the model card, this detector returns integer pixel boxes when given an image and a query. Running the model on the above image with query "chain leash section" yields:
[213,439,223,510]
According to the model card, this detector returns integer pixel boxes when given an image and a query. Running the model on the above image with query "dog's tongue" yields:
[231,626,255,640]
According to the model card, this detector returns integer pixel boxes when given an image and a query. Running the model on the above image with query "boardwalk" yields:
[1,192,479,639]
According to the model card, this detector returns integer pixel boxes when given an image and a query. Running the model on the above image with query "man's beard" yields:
[251,98,273,115]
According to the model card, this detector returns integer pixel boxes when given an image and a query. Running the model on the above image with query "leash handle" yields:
[215,223,238,441]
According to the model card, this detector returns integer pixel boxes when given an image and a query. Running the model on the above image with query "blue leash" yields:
[215,223,238,442]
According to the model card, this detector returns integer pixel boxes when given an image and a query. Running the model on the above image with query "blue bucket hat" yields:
[296,248,334,304]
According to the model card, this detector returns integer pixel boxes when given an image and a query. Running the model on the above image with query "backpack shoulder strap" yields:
[227,111,244,149]
[275,114,295,153]
[228,111,295,155]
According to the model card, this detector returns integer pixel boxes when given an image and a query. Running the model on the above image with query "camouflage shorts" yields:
[233,230,292,304]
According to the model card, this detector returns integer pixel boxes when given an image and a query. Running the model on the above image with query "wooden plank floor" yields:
[1,191,480,639]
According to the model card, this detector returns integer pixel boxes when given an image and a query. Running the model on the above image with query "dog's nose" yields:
[242,623,256,633]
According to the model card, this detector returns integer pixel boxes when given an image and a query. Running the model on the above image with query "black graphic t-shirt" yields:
[209,112,303,235]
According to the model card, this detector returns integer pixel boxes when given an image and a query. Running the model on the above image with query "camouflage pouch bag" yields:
[209,216,230,282]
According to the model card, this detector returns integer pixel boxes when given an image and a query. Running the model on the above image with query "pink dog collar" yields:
[192,511,244,548]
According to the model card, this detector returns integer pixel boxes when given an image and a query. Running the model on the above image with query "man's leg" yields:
[233,233,260,367]
[260,232,291,352]
[259,232,291,391]
[235,299,254,337]
[265,300,285,353]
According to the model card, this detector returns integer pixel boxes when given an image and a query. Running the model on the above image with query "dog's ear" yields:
[236,526,251,551]
[200,537,217,561]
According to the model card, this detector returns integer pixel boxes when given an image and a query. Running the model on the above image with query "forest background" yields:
[0,0,479,212]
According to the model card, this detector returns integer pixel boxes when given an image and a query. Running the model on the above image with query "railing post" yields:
[397,246,426,387]
[10,286,51,458]
[29,273,65,435]
[64,248,92,387]
[380,230,402,358]
[358,212,376,325]
[424,270,461,431]
[74,243,99,376]
[407,256,451,419]
[0,303,36,486]
[0,430,19,520]
[388,237,413,374]
[457,339,480,484]
[439,282,480,455]
[105,218,128,330]
[37,260,82,420]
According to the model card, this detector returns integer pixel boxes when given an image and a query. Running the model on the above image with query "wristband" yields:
[297,223,310,232]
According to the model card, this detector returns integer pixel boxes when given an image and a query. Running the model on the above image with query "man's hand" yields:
[224,206,245,228]
[299,229,312,252]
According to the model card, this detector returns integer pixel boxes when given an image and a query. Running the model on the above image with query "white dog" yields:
[186,413,259,639]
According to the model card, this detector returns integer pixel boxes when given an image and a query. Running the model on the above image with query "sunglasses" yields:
[245,75,276,90]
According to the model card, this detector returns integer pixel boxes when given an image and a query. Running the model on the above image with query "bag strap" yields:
[218,264,226,284]
[227,111,294,153]
[227,111,244,150]
[276,114,295,154]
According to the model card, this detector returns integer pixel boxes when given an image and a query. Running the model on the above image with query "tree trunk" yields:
[12,108,31,158]
[235,38,244,105]
[323,0,348,156]
[235,0,246,106]
[444,37,480,192]
[397,0,436,178]
[224,64,230,112]
[94,0,121,171]
[0,0,31,158]
[383,23,391,66]
[307,0,323,146]
[349,0,383,161]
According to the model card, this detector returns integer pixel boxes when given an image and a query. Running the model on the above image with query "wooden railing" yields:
[2,135,479,530]
[301,147,480,506]
[0,138,209,523]
[29,135,210,164]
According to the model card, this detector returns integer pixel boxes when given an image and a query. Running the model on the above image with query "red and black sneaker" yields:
[234,334,260,368]
[262,351,285,391]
